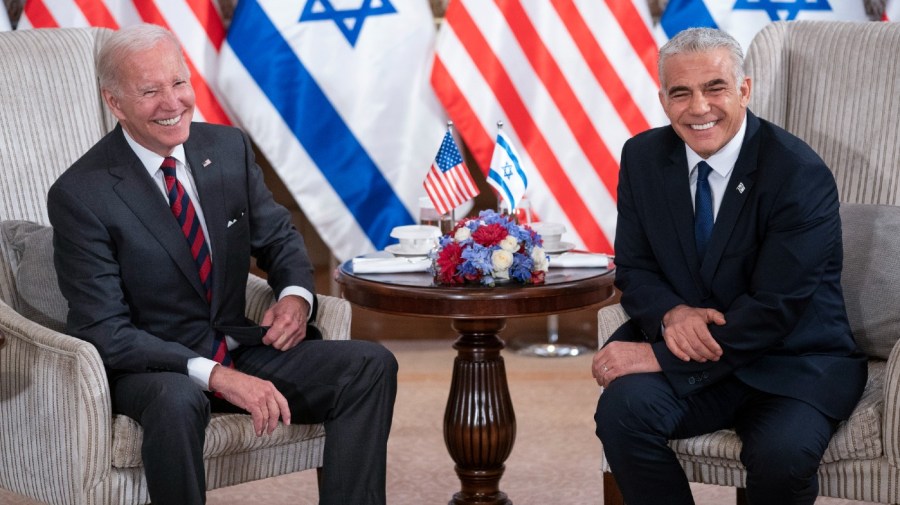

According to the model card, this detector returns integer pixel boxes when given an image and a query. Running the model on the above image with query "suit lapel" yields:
[700,113,761,283]
[107,127,208,301]
[184,134,228,318]
[661,145,708,296]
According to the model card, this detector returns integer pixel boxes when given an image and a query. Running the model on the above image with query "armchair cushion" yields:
[1,220,67,332]
[839,204,900,359]
[110,413,325,468]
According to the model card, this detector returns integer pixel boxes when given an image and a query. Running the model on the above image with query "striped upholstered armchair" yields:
[0,28,349,504]
[599,20,900,505]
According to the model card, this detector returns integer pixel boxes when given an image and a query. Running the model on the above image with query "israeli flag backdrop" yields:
[658,0,870,53]
[218,0,446,261]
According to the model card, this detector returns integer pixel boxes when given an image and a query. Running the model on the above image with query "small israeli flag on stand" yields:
[487,122,529,213]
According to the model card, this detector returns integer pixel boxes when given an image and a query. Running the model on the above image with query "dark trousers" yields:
[111,339,398,505]
[595,373,837,505]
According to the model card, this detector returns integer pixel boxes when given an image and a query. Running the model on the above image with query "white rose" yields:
[454,227,472,242]
[492,249,514,276]
[531,247,549,272]
[499,235,519,252]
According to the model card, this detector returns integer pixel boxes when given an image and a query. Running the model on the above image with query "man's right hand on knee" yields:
[209,365,292,436]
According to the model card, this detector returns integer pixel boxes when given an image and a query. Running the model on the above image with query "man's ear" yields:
[740,77,752,107]
[102,89,125,121]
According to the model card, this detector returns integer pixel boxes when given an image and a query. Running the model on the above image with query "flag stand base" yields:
[514,342,590,358]
[510,314,591,358]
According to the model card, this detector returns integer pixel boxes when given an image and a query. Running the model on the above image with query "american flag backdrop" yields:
[432,0,666,253]
[19,0,231,126]
[424,130,480,216]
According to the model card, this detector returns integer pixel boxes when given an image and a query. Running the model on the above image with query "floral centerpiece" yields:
[430,209,549,286]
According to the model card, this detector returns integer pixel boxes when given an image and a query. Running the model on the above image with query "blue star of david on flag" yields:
[299,0,397,46]
[733,0,832,21]
[657,0,867,54]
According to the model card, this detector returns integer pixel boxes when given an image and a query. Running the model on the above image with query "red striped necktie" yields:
[160,156,234,369]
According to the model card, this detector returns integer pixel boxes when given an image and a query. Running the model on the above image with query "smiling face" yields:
[102,37,195,157]
[658,47,751,159]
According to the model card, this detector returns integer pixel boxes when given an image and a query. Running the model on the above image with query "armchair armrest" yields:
[244,273,350,341]
[0,299,111,503]
[882,337,900,466]
[598,303,630,347]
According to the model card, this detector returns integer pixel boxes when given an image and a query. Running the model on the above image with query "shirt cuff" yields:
[279,286,314,323]
[187,357,219,391]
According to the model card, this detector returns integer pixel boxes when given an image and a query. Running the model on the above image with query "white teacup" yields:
[530,222,566,250]
[389,225,442,255]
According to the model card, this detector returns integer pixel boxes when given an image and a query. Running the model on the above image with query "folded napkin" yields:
[352,256,431,274]
[550,252,610,269]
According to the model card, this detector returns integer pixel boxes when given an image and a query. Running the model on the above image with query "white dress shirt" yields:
[122,130,313,390]
[685,115,748,219]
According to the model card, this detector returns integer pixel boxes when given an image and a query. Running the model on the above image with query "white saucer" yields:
[544,242,575,254]
[385,244,432,257]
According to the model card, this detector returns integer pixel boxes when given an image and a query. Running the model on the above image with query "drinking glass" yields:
[418,197,454,234]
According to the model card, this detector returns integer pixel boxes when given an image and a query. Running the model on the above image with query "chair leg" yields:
[603,471,626,505]
[736,487,749,505]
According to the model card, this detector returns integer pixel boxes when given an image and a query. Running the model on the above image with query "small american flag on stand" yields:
[424,126,480,216]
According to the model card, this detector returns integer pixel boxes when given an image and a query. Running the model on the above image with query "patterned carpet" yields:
[0,338,879,504]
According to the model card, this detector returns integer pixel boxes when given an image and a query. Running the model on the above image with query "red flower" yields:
[532,270,546,285]
[471,223,508,247]
[436,241,465,285]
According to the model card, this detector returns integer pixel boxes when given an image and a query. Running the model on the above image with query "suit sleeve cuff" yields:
[187,357,218,391]
[278,286,314,324]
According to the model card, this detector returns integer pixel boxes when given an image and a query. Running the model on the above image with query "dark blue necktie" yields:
[694,161,714,259]
[160,157,233,371]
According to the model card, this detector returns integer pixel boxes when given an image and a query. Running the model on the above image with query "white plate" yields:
[385,244,432,257]
[544,241,575,254]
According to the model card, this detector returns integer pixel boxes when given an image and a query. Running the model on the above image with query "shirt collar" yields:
[121,128,187,177]
[685,114,748,178]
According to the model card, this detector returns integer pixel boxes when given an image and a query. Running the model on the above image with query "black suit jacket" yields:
[612,111,866,420]
[48,123,317,377]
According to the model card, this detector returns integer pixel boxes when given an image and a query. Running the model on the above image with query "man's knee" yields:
[351,341,398,381]
[140,374,210,426]
[595,375,664,443]
[741,436,824,484]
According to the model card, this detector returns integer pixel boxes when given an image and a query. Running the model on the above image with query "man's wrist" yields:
[278,286,313,323]
[187,357,219,391]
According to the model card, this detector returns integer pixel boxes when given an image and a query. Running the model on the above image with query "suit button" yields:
[688,377,696,385]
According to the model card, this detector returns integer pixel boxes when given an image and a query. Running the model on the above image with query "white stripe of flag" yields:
[886,0,900,21]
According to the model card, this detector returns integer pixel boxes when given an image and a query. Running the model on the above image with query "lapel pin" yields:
[203,159,212,167]
[736,182,745,194]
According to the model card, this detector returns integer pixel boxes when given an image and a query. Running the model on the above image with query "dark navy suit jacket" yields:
[611,111,866,420]
[48,123,317,377]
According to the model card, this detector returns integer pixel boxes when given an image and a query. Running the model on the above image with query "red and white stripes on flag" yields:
[20,0,231,125]
[432,0,666,253]
[424,130,480,215]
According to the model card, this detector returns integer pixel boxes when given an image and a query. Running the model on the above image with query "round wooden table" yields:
[335,262,615,504]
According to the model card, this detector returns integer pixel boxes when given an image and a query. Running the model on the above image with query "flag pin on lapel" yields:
[203,159,212,167]
[736,182,745,194]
